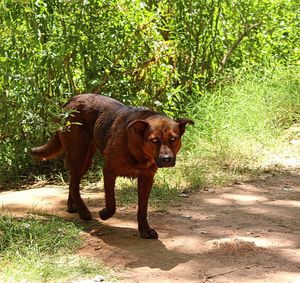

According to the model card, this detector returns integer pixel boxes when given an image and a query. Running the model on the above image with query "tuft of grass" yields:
[115,179,138,207]
[115,177,180,212]
[0,214,110,283]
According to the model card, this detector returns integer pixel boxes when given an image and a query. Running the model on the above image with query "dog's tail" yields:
[30,132,63,160]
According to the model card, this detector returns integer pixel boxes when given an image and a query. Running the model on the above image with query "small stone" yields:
[290,139,300,145]
[93,275,105,282]
[179,193,189,198]
[181,215,192,219]
[90,229,97,236]
[282,187,293,192]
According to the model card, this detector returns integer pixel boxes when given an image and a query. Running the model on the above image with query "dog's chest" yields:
[110,156,157,178]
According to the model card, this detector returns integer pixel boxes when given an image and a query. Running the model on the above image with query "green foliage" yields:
[0,214,108,282]
[0,0,299,182]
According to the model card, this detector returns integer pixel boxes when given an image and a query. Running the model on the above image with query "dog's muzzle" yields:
[156,155,176,168]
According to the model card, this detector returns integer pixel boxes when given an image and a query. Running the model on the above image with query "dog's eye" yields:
[151,138,159,143]
[170,137,177,142]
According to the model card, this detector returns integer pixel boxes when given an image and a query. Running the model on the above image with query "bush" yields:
[0,0,299,183]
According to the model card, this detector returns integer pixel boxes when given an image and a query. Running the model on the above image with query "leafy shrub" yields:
[0,0,299,183]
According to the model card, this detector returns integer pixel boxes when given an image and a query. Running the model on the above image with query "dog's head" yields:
[127,115,194,168]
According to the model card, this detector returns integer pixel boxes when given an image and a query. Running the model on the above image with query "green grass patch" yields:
[0,215,110,283]
[154,66,300,192]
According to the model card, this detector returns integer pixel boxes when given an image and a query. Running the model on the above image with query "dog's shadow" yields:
[81,219,191,271]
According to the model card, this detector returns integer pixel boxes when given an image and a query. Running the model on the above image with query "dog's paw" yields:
[67,204,77,213]
[139,228,158,239]
[99,208,115,220]
[79,210,92,221]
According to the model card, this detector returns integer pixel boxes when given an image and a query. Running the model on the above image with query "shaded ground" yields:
[1,169,300,282]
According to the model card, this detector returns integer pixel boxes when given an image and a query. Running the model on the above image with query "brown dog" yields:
[31,94,193,238]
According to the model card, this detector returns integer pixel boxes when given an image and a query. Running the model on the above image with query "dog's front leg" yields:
[137,174,158,239]
[99,169,117,220]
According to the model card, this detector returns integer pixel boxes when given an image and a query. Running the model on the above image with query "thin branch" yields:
[218,22,261,73]
[93,17,156,94]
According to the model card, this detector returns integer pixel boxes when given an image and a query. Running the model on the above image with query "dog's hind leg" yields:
[60,128,97,220]
[67,142,97,218]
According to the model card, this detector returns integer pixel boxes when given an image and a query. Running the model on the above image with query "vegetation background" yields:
[0,1,299,282]
[0,0,299,185]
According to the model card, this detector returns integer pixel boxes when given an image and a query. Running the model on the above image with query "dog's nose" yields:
[157,155,175,167]
[161,155,172,163]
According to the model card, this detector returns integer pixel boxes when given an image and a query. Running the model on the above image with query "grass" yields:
[152,66,300,193]
[0,214,111,283]
[114,177,180,212]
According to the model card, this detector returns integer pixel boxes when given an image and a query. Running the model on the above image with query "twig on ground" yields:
[202,265,256,282]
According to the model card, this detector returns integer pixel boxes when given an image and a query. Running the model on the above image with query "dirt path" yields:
[1,169,300,282]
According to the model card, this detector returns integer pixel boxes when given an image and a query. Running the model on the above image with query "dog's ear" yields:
[127,120,149,135]
[176,118,194,136]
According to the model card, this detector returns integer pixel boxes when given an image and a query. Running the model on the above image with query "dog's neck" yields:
[128,153,147,165]
[127,153,156,170]
[127,136,157,169]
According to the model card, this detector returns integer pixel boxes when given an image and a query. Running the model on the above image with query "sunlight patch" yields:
[204,198,232,205]
[237,236,297,249]
[222,193,268,203]
[267,200,300,208]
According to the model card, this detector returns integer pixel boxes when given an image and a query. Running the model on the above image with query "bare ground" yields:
[1,167,300,282]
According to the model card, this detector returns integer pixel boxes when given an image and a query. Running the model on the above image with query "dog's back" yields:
[67,94,159,153]
[30,93,158,160]
[30,94,123,160]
